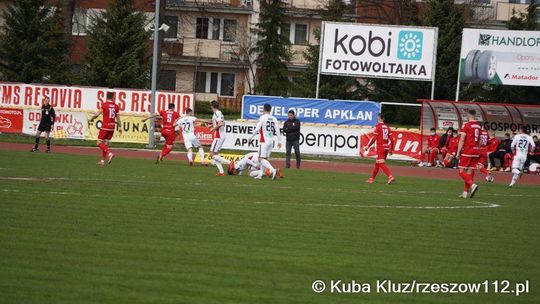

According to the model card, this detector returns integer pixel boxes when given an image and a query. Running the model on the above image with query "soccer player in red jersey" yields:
[363,113,395,185]
[443,129,460,168]
[143,103,180,164]
[477,128,494,182]
[456,109,481,198]
[89,92,122,166]
[419,127,441,167]
[486,132,499,170]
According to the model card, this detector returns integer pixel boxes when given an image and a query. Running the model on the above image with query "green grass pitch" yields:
[0,149,538,303]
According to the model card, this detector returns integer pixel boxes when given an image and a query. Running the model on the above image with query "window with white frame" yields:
[195,71,236,97]
[163,15,178,39]
[72,9,87,35]
[195,17,237,42]
[281,22,308,45]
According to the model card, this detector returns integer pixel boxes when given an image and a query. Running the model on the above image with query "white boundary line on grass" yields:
[254,200,500,209]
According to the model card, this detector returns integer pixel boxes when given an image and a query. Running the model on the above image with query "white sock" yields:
[215,155,228,164]
[250,170,260,177]
[212,155,224,173]
[511,174,519,184]
[260,159,274,176]
[187,150,193,162]
[198,147,205,162]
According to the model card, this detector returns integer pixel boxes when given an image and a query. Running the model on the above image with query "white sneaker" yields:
[468,184,479,198]
[504,168,511,172]
[253,176,262,180]
[459,192,468,198]
[418,162,425,167]
[271,170,277,180]
[508,181,515,188]
[426,163,432,167]
[485,175,494,183]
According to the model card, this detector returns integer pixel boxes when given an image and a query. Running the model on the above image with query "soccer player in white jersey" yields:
[509,126,536,187]
[209,101,229,176]
[249,103,282,180]
[175,108,207,166]
[227,152,259,176]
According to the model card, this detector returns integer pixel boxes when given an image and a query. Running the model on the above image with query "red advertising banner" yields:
[0,82,195,114]
[360,130,423,161]
[0,107,23,133]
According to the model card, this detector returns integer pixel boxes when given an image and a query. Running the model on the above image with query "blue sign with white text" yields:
[242,96,380,126]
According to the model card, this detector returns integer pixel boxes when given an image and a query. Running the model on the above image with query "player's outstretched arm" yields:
[88,110,103,122]
[142,113,160,122]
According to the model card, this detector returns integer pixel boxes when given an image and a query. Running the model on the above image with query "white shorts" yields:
[210,137,226,153]
[258,141,274,158]
[183,134,201,150]
[512,156,527,171]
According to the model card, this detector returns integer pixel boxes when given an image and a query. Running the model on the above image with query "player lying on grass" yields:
[142,103,180,164]
[30,97,55,153]
[175,108,208,166]
[227,152,283,178]
[249,103,282,180]
[88,92,121,166]
[363,113,395,185]
[509,126,535,188]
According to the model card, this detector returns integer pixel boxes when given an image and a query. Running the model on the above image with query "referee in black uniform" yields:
[30,97,55,153]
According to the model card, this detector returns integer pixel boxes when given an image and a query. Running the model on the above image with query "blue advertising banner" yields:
[242,95,381,126]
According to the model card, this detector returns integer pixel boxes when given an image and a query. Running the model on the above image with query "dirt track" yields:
[1,142,539,185]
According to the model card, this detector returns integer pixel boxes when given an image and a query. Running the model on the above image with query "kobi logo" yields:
[479,34,491,46]
[398,31,423,60]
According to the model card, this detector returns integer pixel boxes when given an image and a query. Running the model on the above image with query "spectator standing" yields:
[282,110,301,169]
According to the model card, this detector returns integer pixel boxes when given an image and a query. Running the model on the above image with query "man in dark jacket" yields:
[283,110,301,169]
[489,132,512,169]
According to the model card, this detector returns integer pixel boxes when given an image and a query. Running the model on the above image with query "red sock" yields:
[371,163,380,178]
[459,171,473,191]
[479,167,489,175]
[469,170,475,179]
[429,150,437,164]
[379,163,392,177]
[161,146,171,158]
[98,143,108,159]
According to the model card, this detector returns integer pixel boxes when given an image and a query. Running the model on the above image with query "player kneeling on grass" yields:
[175,108,207,166]
[508,126,535,188]
[30,97,55,153]
[249,103,282,180]
[363,113,395,185]
[88,92,121,166]
[142,103,180,164]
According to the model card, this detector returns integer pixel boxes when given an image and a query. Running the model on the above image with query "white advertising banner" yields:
[22,109,87,139]
[459,28,540,86]
[319,22,437,81]
[0,82,195,113]
[222,121,365,157]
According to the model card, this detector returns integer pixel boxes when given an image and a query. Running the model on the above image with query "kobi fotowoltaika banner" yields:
[242,95,381,126]
[459,28,540,86]
[319,22,437,81]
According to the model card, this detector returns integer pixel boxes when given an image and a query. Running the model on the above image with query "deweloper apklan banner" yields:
[319,22,437,81]
[0,82,195,114]
[216,120,421,161]
[242,95,381,126]
[459,29,540,86]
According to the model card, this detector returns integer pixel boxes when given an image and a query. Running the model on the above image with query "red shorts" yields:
[477,152,487,166]
[377,149,389,160]
[161,129,176,145]
[458,155,479,169]
[98,129,114,140]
